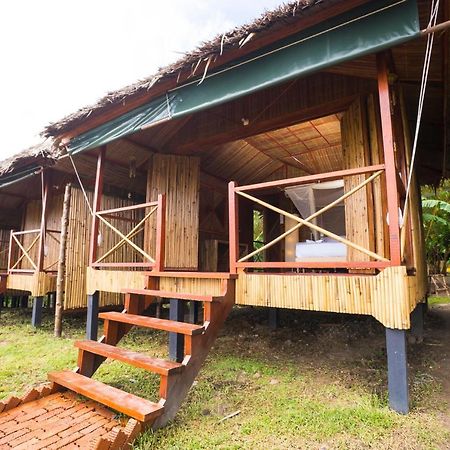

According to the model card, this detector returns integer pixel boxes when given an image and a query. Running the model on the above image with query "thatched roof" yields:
[43,0,332,138]
[0,140,59,178]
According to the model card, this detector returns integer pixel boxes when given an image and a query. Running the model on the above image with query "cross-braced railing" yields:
[90,194,166,271]
[8,228,61,274]
[228,164,393,272]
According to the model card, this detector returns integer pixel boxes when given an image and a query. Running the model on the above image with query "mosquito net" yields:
[285,180,346,241]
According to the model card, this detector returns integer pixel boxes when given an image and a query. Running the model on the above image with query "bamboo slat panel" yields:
[85,269,223,296]
[236,267,426,329]
[65,188,142,309]
[145,154,200,270]
[85,268,147,295]
[0,229,11,271]
[6,272,56,297]
[159,277,222,296]
[367,94,388,259]
[341,97,375,263]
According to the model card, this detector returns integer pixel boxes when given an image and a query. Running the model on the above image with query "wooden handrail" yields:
[96,201,159,216]
[11,229,40,236]
[235,164,385,192]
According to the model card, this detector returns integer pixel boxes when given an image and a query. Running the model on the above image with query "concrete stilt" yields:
[169,299,185,362]
[31,296,44,327]
[386,328,409,414]
[86,292,99,341]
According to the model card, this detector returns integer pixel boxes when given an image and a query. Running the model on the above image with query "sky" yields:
[0,0,284,159]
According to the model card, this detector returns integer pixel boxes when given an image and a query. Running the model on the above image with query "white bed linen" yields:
[295,239,347,261]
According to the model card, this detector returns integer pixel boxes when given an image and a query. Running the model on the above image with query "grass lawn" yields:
[1,305,449,449]
[428,296,450,306]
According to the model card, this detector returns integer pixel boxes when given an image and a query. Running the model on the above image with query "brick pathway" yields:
[0,391,121,449]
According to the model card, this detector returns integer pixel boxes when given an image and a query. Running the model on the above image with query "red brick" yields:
[0,427,30,445]
[8,428,43,447]
[48,431,83,449]
[14,437,41,450]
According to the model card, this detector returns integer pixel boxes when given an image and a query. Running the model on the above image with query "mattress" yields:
[295,238,347,261]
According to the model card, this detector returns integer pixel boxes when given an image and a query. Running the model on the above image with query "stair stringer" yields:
[151,278,236,429]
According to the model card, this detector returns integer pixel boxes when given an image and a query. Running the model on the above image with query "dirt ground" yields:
[2,301,450,449]
[425,304,450,445]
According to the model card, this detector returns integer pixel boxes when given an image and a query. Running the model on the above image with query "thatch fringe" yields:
[0,139,59,177]
[43,1,326,137]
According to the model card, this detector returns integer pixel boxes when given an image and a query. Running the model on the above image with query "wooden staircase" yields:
[48,273,236,444]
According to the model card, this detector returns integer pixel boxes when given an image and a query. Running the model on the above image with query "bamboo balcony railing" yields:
[228,164,402,273]
[8,228,61,275]
[90,194,166,271]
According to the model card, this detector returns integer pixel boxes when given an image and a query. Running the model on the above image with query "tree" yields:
[421,179,450,274]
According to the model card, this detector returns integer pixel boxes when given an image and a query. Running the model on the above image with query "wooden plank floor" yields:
[0,391,121,449]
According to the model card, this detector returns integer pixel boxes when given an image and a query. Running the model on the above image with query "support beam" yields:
[386,328,409,414]
[86,292,100,341]
[189,302,199,324]
[169,299,185,362]
[89,146,106,265]
[37,171,50,272]
[228,182,239,274]
[268,308,279,329]
[20,296,28,308]
[409,303,425,344]
[377,53,401,265]
[31,296,44,327]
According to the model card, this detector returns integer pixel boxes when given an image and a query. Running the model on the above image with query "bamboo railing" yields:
[228,164,395,272]
[8,228,61,274]
[90,194,166,271]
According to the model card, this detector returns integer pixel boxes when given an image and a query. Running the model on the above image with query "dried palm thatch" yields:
[43,0,330,137]
[0,140,59,178]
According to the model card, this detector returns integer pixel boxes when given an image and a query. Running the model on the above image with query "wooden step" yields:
[144,271,237,279]
[75,340,184,376]
[122,288,218,302]
[48,370,163,422]
[99,311,205,336]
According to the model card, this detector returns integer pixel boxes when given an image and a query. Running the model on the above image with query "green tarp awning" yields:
[68,0,420,154]
[0,166,41,190]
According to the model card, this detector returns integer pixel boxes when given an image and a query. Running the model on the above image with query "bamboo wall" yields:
[0,229,11,271]
[65,187,142,309]
[235,268,426,329]
[10,187,140,308]
[145,154,200,270]
[341,97,375,263]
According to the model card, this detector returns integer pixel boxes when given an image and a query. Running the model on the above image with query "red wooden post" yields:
[377,53,401,266]
[154,194,166,272]
[228,181,239,274]
[7,230,14,272]
[37,171,49,272]
[89,146,106,266]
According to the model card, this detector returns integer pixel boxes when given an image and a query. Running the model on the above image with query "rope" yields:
[69,154,94,216]
[403,0,440,220]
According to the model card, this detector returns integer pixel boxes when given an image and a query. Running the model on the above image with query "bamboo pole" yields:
[55,184,71,338]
